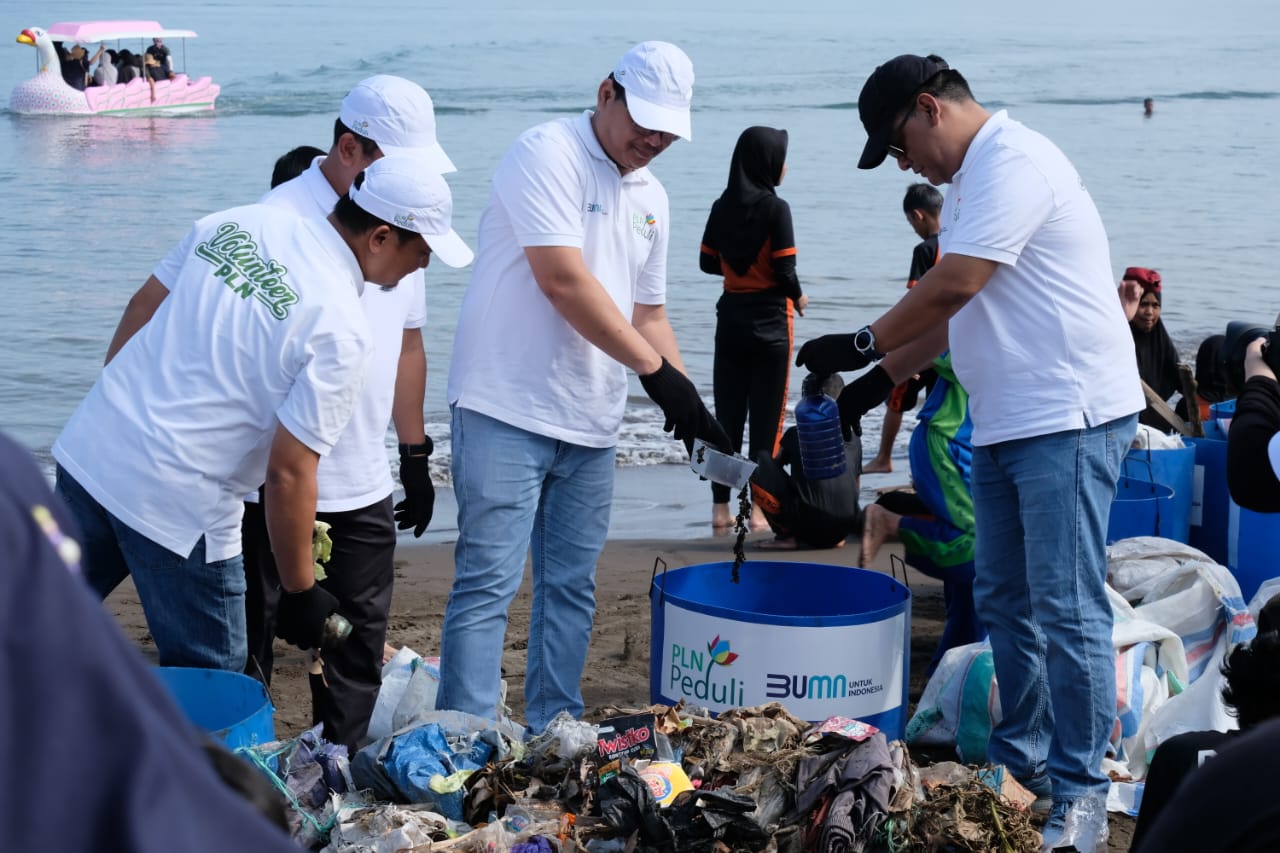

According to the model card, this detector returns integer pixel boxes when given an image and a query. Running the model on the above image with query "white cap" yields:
[349,155,473,268]
[339,75,457,174]
[612,41,695,141]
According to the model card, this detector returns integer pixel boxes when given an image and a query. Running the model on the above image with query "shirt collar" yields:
[572,110,650,185]
[302,216,365,296]
[303,157,340,214]
[954,109,1009,181]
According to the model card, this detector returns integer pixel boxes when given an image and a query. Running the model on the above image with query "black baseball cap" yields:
[857,54,950,170]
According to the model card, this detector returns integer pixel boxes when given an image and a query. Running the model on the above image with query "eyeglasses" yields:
[885,106,915,162]
[627,115,675,146]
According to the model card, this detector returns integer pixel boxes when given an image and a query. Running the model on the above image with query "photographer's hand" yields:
[1245,338,1277,382]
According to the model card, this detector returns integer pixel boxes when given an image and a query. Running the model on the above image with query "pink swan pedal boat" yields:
[11,20,220,115]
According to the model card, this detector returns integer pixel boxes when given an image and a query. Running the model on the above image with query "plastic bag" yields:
[369,646,422,742]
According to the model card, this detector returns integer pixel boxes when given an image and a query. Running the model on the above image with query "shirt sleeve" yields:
[495,128,586,248]
[769,199,801,301]
[946,145,1055,266]
[908,240,936,288]
[633,189,669,306]
[152,224,199,290]
[403,270,427,329]
[276,334,372,456]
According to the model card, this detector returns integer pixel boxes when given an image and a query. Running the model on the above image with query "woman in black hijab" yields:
[699,126,806,530]
[1126,266,1182,429]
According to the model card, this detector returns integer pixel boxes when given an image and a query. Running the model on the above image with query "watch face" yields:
[854,327,875,353]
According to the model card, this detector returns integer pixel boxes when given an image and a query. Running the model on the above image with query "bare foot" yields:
[749,505,768,532]
[758,536,798,551]
[712,502,733,531]
[860,503,900,567]
[862,456,893,474]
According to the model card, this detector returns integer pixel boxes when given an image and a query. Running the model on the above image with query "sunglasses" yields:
[626,114,675,146]
[885,106,915,162]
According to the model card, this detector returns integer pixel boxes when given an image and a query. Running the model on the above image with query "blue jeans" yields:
[970,414,1135,805]
[436,407,615,734]
[55,467,247,671]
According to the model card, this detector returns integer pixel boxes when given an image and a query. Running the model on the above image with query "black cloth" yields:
[146,43,172,80]
[1131,729,1236,849]
[710,290,793,503]
[1136,717,1280,853]
[117,53,139,83]
[0,432,298,852]
[792,733,895,853]
[750,427,861,548]
[700,126,792,279]
[242,495,396,756]
[59,52,90,90]
[907,234,939,287]
[1131,318,1181,428]
[1227,376,1280,512]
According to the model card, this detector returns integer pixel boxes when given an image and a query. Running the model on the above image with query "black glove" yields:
[795,333,872,375]
[394,439,435,537]
[639,358,732,454]
[276,583,340,649]
[838,365,896,439]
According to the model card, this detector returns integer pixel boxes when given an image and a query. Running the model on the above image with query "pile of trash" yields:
[241,697,1046,852]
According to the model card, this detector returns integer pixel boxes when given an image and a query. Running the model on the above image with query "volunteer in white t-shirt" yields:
[796,55,1143,851]
[438,41,730,735]
[53,155,472,675]
[243,75,463,754]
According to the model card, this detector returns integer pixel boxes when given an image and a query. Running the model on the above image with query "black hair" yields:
[332,118,380,158]
[608,73,626,103]
[270,145,325,189]
[1221,630,1280,730]
[916,57,975,104]
[903,182,944,216]
[105,48,118,62]
[330,172,419,245]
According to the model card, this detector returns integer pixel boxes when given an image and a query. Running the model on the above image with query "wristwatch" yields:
[398,438,433,458]
[853,325,885,361]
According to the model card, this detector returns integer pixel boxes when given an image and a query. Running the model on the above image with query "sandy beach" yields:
[100,463,1136,850]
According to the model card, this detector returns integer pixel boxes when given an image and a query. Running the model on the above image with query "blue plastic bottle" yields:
[795,373,847,480]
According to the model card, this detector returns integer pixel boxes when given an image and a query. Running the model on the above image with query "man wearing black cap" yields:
[796,54,1144,853]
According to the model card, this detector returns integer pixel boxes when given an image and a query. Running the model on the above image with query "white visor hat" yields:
[612,41,694,140]
[349,155,473,269]
[339,75,457,174]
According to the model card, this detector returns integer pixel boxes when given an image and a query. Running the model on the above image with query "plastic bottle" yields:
[795,373,847,480]
[322,613,353,647]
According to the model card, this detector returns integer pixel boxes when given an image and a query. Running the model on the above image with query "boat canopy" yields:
[46,21,200,42]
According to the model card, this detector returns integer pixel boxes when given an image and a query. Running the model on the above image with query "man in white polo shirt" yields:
[244,75,465,754]
[53,155,472,678]
[796,55,1143,852]
[439,41,729,735]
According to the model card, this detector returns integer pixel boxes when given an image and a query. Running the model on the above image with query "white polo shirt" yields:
[259,158,427,511]
[447,111,668,447]
[941,110,1144,446]
[53,206,372,561]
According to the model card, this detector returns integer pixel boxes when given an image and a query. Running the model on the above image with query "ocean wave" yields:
[1038,90,1277,106]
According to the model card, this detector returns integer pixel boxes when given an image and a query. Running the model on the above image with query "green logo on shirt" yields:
[195,221,298,320]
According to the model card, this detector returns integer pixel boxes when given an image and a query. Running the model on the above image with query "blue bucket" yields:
[650,561,911,738]
[1188,437,1231,565]
[1121,445,1195,543]
[1107,476,1176,544]
[1229,505,1280,602]
[155,667,275,751]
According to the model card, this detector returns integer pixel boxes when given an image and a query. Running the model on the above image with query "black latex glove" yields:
[276,583,340,649]
[794,332,872,375]
[639,358,732,454]
[394,441,435,537]
[838,365,896,439]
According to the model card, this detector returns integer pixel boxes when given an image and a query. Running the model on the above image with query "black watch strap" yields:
[398,437,433,458]
[853,325,885,361]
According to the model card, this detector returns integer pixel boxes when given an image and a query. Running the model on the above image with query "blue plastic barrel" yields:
[1107,476,1176,543]
[1121,445,1195,543]
[1186,437,1280,601]
[650,561,911,738]
[154,667,275,751]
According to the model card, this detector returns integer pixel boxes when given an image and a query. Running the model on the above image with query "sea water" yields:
[2,0,1276,487]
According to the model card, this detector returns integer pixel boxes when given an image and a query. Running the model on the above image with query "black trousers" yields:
[242,495,396,756]
[712,294,792,504]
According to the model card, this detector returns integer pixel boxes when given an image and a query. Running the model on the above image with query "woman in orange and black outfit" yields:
[700,126,806,530]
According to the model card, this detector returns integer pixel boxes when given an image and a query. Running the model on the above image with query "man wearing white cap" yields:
[241,75,461,753]
[439,41,729,734]
[53,156,472,681]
